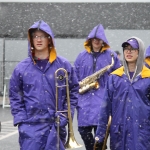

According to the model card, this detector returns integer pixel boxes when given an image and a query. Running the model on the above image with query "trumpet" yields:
[55,68,82,149]
[79,53,114,94]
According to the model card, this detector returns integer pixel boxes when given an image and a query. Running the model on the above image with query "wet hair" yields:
[29,28,50,38]
[115,50,121,55]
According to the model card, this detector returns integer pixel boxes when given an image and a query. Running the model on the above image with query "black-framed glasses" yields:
[33,35,50,40]
[123,47,138,53]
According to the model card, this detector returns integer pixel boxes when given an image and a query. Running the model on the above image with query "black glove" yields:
[94,142,103,150]
[93,142,107,150]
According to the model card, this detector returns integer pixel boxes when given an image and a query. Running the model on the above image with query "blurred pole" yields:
[2,38,5,92]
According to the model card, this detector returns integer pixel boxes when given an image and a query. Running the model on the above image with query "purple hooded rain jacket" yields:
[9,20,78,150]
[145,45,150,68]
[74,24,121,127]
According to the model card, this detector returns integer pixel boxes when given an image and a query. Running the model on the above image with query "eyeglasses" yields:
[123,47,138,53]
[32,35,50,40]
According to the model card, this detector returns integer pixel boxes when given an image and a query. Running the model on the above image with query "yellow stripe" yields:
[145,58,150,66]
[49,47,57,63]
[84,41,110,53]
[111,66,124,76]
[84,41,91,53]
[111,66,150,78]
[141,66,150,78]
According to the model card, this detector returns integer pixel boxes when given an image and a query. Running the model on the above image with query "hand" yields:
[93,142,107,150]
[55,112,68,127]
[94,142,103,150]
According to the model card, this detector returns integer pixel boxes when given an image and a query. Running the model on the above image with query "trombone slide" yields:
[55,68,82,149]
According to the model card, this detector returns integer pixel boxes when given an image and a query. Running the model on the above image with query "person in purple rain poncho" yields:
[74,24,121,150]
[94,37,150,150]
[9,20,78,150]
[145,45,150,69]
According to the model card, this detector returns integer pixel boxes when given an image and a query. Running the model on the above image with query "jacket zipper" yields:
[93,55,97,73]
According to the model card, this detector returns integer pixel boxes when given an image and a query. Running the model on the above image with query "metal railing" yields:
[0,61,19,94]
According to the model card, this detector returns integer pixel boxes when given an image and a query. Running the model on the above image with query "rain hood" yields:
[122,36,145,82]
[145,45,150,67]
[84,24,110,53]
[28,20,57,64]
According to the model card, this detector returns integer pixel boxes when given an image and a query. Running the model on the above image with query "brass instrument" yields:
[55,68,82,149]
[94,116,112,150]
[102,116,112,150]
[79,53,114,94]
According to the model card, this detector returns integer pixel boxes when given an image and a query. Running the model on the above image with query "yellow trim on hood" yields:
[141,66,150,78]
[111,66,124,76]
[111,66,150,78]
[145,58,150,67]
[49,47,57,63]
[84,40,110,53]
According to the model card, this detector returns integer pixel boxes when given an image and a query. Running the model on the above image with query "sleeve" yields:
[73,54,81,82]
[95,75,114,142]
[9,67,27,126]
[67,66,79,118]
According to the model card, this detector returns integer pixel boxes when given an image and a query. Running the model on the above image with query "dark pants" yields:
[78,126,97,150]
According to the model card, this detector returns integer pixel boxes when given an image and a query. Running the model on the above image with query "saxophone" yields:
[79,53,114,94]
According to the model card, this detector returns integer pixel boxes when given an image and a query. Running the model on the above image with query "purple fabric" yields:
[9,20,78,150]
[145,46,150,68]
[55,112,68,127]
[18,123,66,150]
[45,125,65,150]
[129,72,134,79]
[86,24,109,45]
[96,69,150,149]
[92,51,101,57]
[122,38,139,49]
[35,59,49,72]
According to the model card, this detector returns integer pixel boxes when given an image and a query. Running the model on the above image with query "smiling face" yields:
[123,45,139,63]
[32,30,51,53]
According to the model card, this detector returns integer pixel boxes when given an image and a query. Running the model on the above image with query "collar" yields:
[84,41,110,53]
[145,57,150,66]
[111,65,150,78]
[34,56,49,60]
